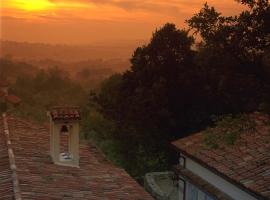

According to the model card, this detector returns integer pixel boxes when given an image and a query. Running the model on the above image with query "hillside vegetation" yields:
[0,59,87,121]
[89,0,270,180]
[1,0,269,183]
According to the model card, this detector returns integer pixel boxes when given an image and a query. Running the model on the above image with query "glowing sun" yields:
[10,0,55,11]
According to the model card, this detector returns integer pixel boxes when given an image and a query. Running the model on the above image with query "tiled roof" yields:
[0,91,21,105]
[0,115,153,200]
[5,94,21,105]
[172,112,270,200]
[0,80,9,87]
[50,106,81,121]
[0,90,6,97]
[0,120,14,200]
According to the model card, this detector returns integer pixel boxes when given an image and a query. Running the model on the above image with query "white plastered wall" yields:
[49,115,80,167]
[183,155,258,200]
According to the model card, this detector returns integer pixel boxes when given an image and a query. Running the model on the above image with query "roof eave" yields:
[171,142,268,200]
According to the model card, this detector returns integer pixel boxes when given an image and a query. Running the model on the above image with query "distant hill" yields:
[0,40,146,62]
[0,40,148,88]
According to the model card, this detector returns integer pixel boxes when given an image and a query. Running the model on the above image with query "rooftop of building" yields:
[0,114,153,200]
[172,112,270,200]
[0,82,21,105]
[49,106,81,121]
[0,80,9,87]
[5,94,21,105]
[0,120,13,199]
[0,90,6,98]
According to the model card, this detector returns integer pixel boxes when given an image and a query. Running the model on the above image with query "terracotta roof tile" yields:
[0,90,6,98]
[1,116,153,200]
[172,112,270,200]
[5,95,21,105]
[0,80,9,87]
[50,106,81,121]
[0,118,14,200]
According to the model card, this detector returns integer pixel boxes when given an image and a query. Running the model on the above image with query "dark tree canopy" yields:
[188,0,270,63]
[94,0,270,179]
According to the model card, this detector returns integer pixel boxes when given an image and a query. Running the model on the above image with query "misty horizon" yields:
[0,39,145,62]
[0,1,269,200]
[1,0,244,44]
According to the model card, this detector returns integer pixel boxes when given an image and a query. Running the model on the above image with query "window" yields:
[186,182,215,200]
[187,183,198,200]
[59,125,73,161]
[179,155,186,167]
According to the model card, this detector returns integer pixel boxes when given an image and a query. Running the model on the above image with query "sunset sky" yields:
[0,0,245,44]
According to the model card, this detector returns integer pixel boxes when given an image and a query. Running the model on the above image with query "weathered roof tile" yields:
[172,112,270,200]
[5,94,21,105]
[0,118,14,200]
[0,80,9,87]
[50,106,81,121]
[0,116,153,200]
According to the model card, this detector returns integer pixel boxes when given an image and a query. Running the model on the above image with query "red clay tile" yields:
[172,113,270,200]
[5,95,21,105]
[50,106,81,121]
[0,116,153,200]
[0,80,9,87]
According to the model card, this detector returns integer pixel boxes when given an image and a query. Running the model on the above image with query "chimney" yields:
[48,106,81,167]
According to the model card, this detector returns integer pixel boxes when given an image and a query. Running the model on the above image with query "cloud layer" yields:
[1,0,245,44]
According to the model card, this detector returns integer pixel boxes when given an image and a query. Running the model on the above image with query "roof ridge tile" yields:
[2,113,22,200]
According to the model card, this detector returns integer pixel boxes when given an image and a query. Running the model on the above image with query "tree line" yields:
[0,59,87,121]
[1,0,269,183]
[89,0,270,180]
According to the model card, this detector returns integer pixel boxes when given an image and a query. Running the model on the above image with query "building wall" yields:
[49,119,80,167]
[60,133,69,153]
[183,155,258,200]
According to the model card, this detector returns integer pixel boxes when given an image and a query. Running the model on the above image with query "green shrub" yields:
[203,114,256,148]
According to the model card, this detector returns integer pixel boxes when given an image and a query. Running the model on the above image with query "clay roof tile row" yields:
[172,112,270,200]
[0,118,14,200]
[50,106,81,121]
[0,115,153,200]
[5,95,21,105]
[0,80,9,87]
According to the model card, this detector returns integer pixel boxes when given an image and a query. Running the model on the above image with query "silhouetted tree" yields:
[94,1,270,179]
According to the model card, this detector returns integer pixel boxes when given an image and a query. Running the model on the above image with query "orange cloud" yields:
[0,0,245,44]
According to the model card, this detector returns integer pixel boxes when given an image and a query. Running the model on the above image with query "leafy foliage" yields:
[203,114,256,148]
[0,59,88,121]
[93,1,270,180]
[188,0,270,63]
[0,57,38,81]
[2,0,270,183]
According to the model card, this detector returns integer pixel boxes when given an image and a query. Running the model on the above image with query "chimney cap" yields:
[49,106,81,121]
